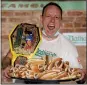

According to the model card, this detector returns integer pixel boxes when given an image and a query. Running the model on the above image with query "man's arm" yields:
[2,50,12,69]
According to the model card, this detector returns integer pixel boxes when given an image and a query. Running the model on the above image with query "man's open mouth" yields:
[48,26,55,30]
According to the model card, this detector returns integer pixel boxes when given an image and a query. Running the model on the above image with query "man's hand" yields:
[2,66,12,83]
[76,69,87,84]
[1,50,12,83]
[2,50,12,69]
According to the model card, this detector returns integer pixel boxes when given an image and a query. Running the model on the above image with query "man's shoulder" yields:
[59,33,77,50]
[59,33,78,57]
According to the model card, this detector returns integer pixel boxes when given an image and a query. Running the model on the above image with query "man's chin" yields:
[46,34,55,38]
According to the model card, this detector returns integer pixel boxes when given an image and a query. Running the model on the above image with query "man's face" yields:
[41,5,62,37]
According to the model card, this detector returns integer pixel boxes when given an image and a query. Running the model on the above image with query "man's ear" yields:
[59,20,63,31]
[40,15,43,23]
[60,20,62,27]
[40,15,43,28]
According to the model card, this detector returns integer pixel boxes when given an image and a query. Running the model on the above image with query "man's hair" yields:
[42,2,62,18]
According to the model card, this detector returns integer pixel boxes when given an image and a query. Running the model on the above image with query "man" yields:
[2,2,86,84]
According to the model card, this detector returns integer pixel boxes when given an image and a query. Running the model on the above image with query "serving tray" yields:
[11,76,78,83]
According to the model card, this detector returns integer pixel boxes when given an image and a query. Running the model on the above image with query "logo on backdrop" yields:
[63,33,86,46]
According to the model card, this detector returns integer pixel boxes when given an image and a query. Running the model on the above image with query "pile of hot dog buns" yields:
[9,56,81,80]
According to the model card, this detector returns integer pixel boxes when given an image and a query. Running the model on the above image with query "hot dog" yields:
[52,71,68,80]
[40,72,57,80]
[48,58,62,70]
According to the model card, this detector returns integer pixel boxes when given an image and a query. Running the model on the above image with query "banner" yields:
[63,33,86,46]
[2,1,86,10]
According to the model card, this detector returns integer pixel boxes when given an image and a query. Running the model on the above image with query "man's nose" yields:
[50,17,55,23]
